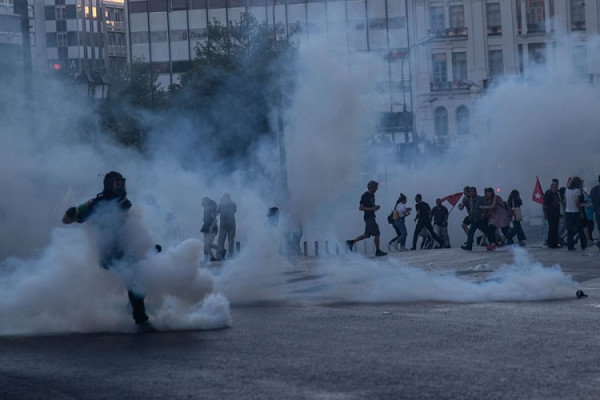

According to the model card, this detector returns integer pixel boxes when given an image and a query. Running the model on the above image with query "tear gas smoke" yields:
[0,31,596,335]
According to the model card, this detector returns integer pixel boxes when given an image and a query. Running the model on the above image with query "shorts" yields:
[462,216,471,226]
[363,218,380,238]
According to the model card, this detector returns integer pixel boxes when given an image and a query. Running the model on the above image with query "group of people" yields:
[346,180,529,256]
[345,181,450,256]
[458,186,526,251]
[543,176,600,251]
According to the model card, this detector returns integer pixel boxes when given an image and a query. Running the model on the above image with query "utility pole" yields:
[14,0,33,104]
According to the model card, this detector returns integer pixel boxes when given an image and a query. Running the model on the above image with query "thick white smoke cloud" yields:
[0,30,596,335]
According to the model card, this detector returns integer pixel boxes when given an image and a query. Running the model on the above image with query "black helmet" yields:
[103,171,126,198]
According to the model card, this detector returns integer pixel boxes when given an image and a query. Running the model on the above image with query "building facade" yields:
[125,0,600,145]
[40,0,126,73]
[1,0,33,68]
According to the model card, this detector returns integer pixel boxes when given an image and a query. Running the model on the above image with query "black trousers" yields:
[466,219,495,247]
[547,214,560,247]
[412,220,444,249]
[128,291,149,324]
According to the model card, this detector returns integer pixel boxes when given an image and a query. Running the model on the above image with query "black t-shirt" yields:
[415,201,431,222]
[432,205,449,227]
[360,191,376,220]
[544,190,561,217]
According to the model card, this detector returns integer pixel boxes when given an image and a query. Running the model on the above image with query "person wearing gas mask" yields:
[63,171,156,333]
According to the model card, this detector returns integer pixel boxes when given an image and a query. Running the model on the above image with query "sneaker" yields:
[460,244,472,251]
[387,242,394,252]
[397,246,408,252]
[346,240,354,252]
[375,250,387,257]
[519,241,526,247]
[135,321,157,334]
[486,244,496,251]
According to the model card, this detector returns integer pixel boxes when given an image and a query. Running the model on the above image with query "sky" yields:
[0,33,598,335]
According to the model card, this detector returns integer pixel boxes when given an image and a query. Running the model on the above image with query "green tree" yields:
[101,59,164,149]
[172,11,297,166]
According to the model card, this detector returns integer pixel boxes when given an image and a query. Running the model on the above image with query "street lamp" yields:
[395,37,433,144]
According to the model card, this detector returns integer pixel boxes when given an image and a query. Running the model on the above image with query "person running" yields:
[388,193,410,251]
[461,187,496,251]
[410,194,444,251]
[431,198,450,248]
[346,181,387,257]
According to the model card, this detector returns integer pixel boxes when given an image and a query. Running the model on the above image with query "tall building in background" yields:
[1,0,34,69]
[124,0,599,146]
[41,0,126,74]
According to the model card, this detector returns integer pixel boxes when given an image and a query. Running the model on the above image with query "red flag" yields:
[441,192,463,207]
[532,176,544,204]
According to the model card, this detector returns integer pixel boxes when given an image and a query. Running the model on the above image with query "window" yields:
[452,52,467,81]
[527,0,545,33]
[55,6,66,19]
[488,50,504,78]
[456,106,470,135]
[528,42,546,66]
[449,5,464,28]
[434,107,449,136]
[486,3,501,34]
[432,53,447,83]
[570,0,585,30]
[430,6,445,31]
[57,32,67,47]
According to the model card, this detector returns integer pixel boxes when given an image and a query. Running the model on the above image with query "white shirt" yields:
[565,188,581,213]
[395,203,407,217]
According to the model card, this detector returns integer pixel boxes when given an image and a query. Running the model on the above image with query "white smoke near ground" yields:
[0,29,597,335]
[211,246,578,305]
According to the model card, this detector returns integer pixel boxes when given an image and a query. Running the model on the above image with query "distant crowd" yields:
[345,176,600,257]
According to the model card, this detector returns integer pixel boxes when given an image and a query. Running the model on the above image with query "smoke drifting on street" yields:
[0,32,597,335]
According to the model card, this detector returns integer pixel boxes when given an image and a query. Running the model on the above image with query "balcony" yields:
[428,27,468,39]
[430,80,472,92]
[487,26,502,36]
[571,21,586,31]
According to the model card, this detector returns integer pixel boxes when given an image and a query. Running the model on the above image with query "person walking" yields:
[590,175,600,247]
[201,197,219,261]
[507,189,527,246]
[62,171,156,332]
[544,180,562,248]
[565,177,587,251]
[346,180,387,257]
[217,193,236,260]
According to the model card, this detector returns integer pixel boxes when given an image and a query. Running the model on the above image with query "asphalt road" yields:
[1,243,600,400]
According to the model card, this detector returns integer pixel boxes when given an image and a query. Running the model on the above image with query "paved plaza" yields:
[1,243,600,399]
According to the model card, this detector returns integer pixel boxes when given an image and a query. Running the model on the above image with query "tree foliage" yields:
[100,59,164,149]
[173,12,297,165]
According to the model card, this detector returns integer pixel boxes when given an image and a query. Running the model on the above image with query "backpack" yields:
[387,211,394,224]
